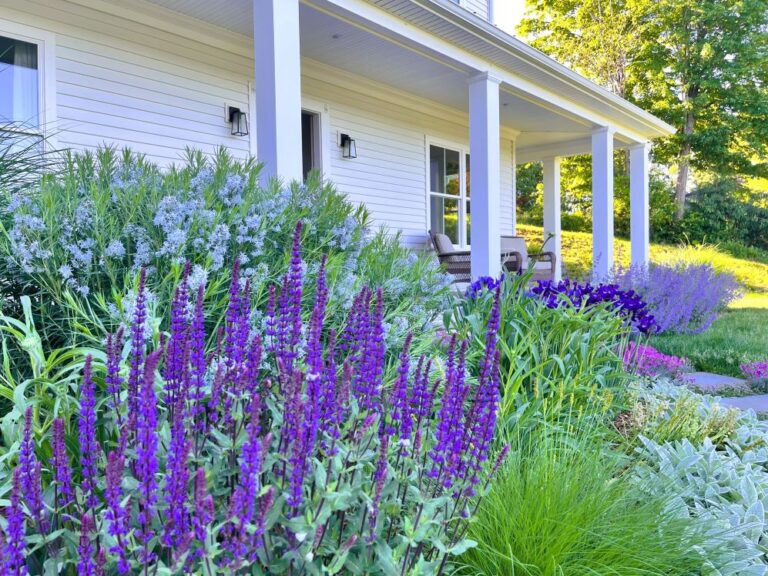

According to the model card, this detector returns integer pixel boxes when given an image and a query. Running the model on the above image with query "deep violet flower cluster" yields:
[623,342,689,378]
[1,221,505,575]
[531,279,658,334]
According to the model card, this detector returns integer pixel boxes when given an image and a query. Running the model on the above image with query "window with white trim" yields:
[0,34,41,128]
[429,144,471,247]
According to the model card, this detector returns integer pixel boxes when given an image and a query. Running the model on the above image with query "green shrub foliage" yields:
[0,147,452,352]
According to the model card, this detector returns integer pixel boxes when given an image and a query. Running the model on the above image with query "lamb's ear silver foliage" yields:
[634,379,768,576]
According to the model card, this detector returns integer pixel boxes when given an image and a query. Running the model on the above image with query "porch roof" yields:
[126,0,674,158]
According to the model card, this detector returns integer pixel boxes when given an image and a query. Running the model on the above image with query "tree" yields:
[630,0,768,217]
[519,0,768,218]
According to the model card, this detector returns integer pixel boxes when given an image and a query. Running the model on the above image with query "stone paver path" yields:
[719,395,768,413]
[687,372,749,394]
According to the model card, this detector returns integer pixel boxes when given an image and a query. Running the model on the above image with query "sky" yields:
[495,0,527,34]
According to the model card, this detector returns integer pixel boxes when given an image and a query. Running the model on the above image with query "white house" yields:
[0,0,674,280]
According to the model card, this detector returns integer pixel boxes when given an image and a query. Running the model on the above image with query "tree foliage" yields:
[520,0,768,217]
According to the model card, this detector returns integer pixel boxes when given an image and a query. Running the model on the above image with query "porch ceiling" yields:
[140,0,631,156]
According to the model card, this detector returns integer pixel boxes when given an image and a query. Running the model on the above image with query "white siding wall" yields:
[1,0,252,165]
[462,0,490,20]
[0,0,514,249]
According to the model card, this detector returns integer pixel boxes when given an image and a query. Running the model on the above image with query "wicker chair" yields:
[429,230,472,283]
[429,231,522,284]
[500,235,557,282]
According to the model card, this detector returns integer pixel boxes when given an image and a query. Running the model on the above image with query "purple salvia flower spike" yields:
[188,284,207,431]
[77,512,96,576]
[104,450,130,574]
[127,268,148,435]
[389,332,413,441]
[19,407,47,532]
[135,348,162,564]
[163,400,192,551]
[163,269,190,408]
[193,468,214,542]
[51,418,74,509]
[5,468,28,576]
[79,355,100,509]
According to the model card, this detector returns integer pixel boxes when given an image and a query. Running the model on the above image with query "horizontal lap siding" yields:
[1,0,515,247]
[1,0,252,165]
[462,0,489,19]
[303,72,516,249]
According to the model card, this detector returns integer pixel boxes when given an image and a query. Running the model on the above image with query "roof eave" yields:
[420,0,676,139]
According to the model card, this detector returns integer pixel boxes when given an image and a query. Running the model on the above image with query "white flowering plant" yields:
[0,146,452,356]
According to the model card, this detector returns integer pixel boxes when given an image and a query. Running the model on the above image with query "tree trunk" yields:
[675,111,696,219]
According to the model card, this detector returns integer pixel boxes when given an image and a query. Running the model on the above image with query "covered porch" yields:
[145,0,675,280]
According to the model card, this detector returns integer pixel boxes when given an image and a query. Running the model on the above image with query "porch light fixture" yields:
[340,133,357,159]
[227,106,249,136]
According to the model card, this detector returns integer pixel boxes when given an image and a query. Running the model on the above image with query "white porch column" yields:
[469,72,502,279]
[592,127,615,280]
[542,156,562,281]
[511,138,517,235]
[630,142,651,268]
[254,0,303,183]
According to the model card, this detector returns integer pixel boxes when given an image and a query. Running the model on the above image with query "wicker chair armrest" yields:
[530,251,556,263]
[502,251,524,271]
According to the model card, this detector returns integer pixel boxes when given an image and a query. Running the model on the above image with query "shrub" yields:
[611,262,742,334]
[530,278,658,334]
[622,341,689,378]
[682,178,768,252]
[619,379,739,447]
[0,147,451,352]
[0,226,503,574]
[451,273,629,435]
[637,431,768,575]
[459,415,713,576]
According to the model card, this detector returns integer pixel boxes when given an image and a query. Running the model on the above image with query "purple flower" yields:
[135,348,162,563]
[127,269,148,435]
[275,222,304,382]
[465,275,502,299]
[164,268,190,407]
[105,328,125,411]
[51,418,74,509]
[4,468,27,576]
[162,405,191,551]
[388,333,413,441]
[77,513,96,576]
[192,468,214,542]
[188,284,207,432]
[79,355,100,509]
[18,407,46,532]
[368,432,389,541]
[104,450,130,574]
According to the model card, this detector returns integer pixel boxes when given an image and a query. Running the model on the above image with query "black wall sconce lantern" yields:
[340,133,357,159]
[228,106,249,136]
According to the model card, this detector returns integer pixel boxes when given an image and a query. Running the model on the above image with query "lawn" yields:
[517,225,768,377]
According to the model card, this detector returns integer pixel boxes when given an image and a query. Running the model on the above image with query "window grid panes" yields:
[0,35,40,128]
[429,144,470,247]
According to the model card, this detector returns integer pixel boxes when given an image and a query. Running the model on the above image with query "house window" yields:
[0,35,40,127]
[301,110,320,180]
[429,144,471,247]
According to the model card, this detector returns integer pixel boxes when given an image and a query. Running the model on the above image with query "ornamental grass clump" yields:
[611,262,742,334]
[1,222,503,575]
